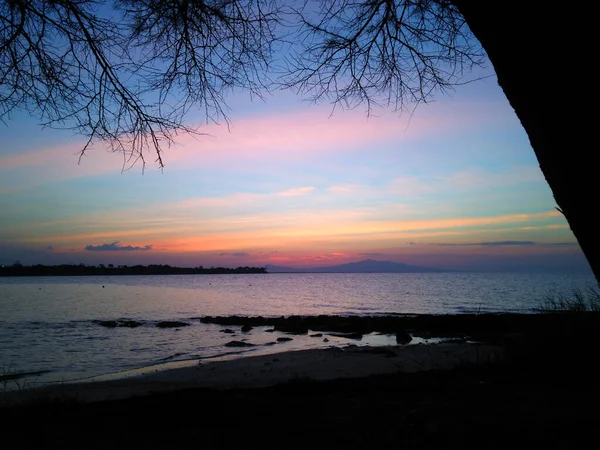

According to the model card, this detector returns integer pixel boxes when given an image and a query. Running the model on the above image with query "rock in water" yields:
[156,321,189,328]
[396,330,412,345]
[225,340,255,348]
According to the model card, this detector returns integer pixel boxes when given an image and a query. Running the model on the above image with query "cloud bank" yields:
[437,241,536,247]
[84,242,153,252]
[436,241,578,247]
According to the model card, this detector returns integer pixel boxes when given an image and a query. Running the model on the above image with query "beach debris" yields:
[241,324,253,332]
[156,321,190,328]
[220,328,235,334]
[277,337,293,342]
[323,338,329,342]
[225,340,255,347]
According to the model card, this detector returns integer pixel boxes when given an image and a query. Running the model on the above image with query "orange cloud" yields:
[0,141,155,193]
[17,209,566,258]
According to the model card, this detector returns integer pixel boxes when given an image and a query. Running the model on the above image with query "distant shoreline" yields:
[0,264,267,277]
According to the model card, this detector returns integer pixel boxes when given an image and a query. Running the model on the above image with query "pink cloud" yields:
[298,252,349,262]
[0,140,159,192]
[160,100,514,171]
[276,186,316,197]
[1,96,517,182]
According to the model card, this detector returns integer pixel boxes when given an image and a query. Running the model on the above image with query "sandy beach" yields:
[3,312,600,449]
[3,341,502,405]
[3,310,599,408]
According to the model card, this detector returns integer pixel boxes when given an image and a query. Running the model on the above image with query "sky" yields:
[0,61,592,274]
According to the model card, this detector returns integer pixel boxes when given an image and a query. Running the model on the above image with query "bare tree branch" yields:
[0,0,284,170]
[1,1,485,168]
[280,0,485,115]
[119,0,284,126]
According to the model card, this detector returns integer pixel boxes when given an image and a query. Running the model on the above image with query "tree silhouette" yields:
[1,0,597,282]
[282,0,484,112]
[1,0,281,167]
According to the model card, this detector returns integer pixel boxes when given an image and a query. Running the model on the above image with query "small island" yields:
[0,263,268,277]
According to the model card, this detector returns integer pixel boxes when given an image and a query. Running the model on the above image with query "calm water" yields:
[0,272,595,385]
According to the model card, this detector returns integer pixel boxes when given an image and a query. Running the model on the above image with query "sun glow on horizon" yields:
[0,80,591,274]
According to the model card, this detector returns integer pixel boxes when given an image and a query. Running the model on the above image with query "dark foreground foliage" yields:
[2,313,599,449]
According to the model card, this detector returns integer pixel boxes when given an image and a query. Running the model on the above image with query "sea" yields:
[0,272,596,386]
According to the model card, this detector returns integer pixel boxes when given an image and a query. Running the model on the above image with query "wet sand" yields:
[3,341,502,405]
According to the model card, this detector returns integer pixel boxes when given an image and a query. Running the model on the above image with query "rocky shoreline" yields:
[3,312,600,449]
[199,311,600,343]
[88,311,600,344]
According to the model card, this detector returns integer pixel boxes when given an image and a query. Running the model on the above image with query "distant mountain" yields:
[264,259,448,273]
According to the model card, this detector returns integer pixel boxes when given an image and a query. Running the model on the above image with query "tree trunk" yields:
[453,0,598,282]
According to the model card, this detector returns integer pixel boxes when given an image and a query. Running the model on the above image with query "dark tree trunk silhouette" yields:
[453,0,598,282]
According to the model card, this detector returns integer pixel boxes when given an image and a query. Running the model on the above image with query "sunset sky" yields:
[0,68,592,273]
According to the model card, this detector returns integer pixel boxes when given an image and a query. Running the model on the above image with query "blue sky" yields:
[0,63,592,273]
